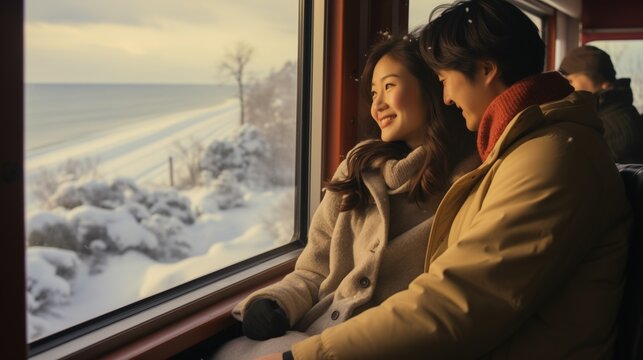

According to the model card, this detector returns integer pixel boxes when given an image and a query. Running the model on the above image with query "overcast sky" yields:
[25,0,299,84]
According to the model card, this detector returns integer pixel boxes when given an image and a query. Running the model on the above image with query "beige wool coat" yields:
[212,143,478,359]
[291,92,632,359]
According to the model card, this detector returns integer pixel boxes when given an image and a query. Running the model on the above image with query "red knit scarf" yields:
[477,72,574,161]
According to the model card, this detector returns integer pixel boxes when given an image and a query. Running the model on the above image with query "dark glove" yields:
[242,298,289,340]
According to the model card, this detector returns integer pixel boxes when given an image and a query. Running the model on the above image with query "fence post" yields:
[169,156,174,187]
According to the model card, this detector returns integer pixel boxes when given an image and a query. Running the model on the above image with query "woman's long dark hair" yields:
[326,36,474,212]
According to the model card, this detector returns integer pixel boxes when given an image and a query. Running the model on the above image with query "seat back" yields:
[614,163,643,360]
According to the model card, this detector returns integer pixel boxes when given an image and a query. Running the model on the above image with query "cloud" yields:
[25,0,299,84]
[26,0,295,26]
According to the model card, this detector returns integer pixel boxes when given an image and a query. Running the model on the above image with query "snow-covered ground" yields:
[25,100,295,342]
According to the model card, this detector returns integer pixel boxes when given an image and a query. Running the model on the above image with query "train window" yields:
[587,40,643,112]
[408,0,444,31]
[25,0,307,351]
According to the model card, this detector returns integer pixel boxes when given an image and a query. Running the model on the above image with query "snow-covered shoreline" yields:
[26,99,240,211]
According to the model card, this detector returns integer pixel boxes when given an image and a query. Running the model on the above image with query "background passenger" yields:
[211,37,478,360]
[261,0,631,359]
[559,45,643,163]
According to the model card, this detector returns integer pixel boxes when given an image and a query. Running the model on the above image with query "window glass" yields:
[408,0,448,31]
[523,12,543,35]
[25,0,300,342]
[588,40,643,113]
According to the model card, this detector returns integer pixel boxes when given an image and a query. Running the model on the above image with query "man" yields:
[559,45,643,163]
[259,1,631,359]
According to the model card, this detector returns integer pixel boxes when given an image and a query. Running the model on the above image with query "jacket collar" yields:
[477,72,574,161]
[381,145,426,194]
[481,90,602,166]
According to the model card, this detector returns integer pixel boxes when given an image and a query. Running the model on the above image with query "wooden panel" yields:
[545,10,558,70]
[582,30,643,44]
[582,0,643,30]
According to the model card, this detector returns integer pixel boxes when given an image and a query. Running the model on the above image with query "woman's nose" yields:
[373,94,387,110]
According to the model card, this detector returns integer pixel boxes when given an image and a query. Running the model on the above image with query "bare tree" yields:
[219,42,254,125]
[172,137,205,189]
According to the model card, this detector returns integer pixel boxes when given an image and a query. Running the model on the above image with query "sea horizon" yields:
[25,83,236,152]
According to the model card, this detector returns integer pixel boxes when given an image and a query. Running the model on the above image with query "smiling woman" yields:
[370,54,428,147]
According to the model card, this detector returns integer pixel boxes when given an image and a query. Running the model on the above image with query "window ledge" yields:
[30,249,301,360]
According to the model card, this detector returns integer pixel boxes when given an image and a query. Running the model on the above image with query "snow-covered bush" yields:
[145,189,195,225]
[201,139,245,180]
[27,212,79,252]
[141,214,191,262]
[195,191,220,214]
[201,124,271,187]
[111,177,147,204]
[49,179,124,210]
[232,125,273,188]
[29,157,100,207]
[245,61,297,186]
[26,247,80,313]
[210,170,246,210]
[232,124,271,159]
[66,206,158,257]
[194,170,246,214]
[119,200,151,223]
[49,182,84,209]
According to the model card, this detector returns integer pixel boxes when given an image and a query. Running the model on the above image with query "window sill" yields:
[30,249,301,360]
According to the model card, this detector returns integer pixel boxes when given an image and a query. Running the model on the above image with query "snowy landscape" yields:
[26,63,298,342]
[24,0,301,345]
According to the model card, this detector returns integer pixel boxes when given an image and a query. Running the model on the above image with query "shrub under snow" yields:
[141,214,191,262]
[201,124,271,187]
[49,179,124,210]
[27,211,79,252]
[145,189,195,225]
[211,170,246,210]
[26,247,80,313]
[66,206,158,256]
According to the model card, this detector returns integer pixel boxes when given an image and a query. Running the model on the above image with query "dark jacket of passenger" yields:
[597,78,643,163]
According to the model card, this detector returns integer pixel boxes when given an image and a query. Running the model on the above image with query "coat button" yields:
[359,277,370,288]
[331,310,340,320]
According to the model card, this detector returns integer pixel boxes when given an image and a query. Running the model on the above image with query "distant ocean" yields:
[25,83,236,152]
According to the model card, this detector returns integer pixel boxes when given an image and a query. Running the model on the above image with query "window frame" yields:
[22,0,321,358]
[2,0,26,358]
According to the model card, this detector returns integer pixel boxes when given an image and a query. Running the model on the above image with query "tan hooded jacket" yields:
[292,92,632,359]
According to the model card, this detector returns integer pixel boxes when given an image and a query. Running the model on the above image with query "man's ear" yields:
[481,60,500,86]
